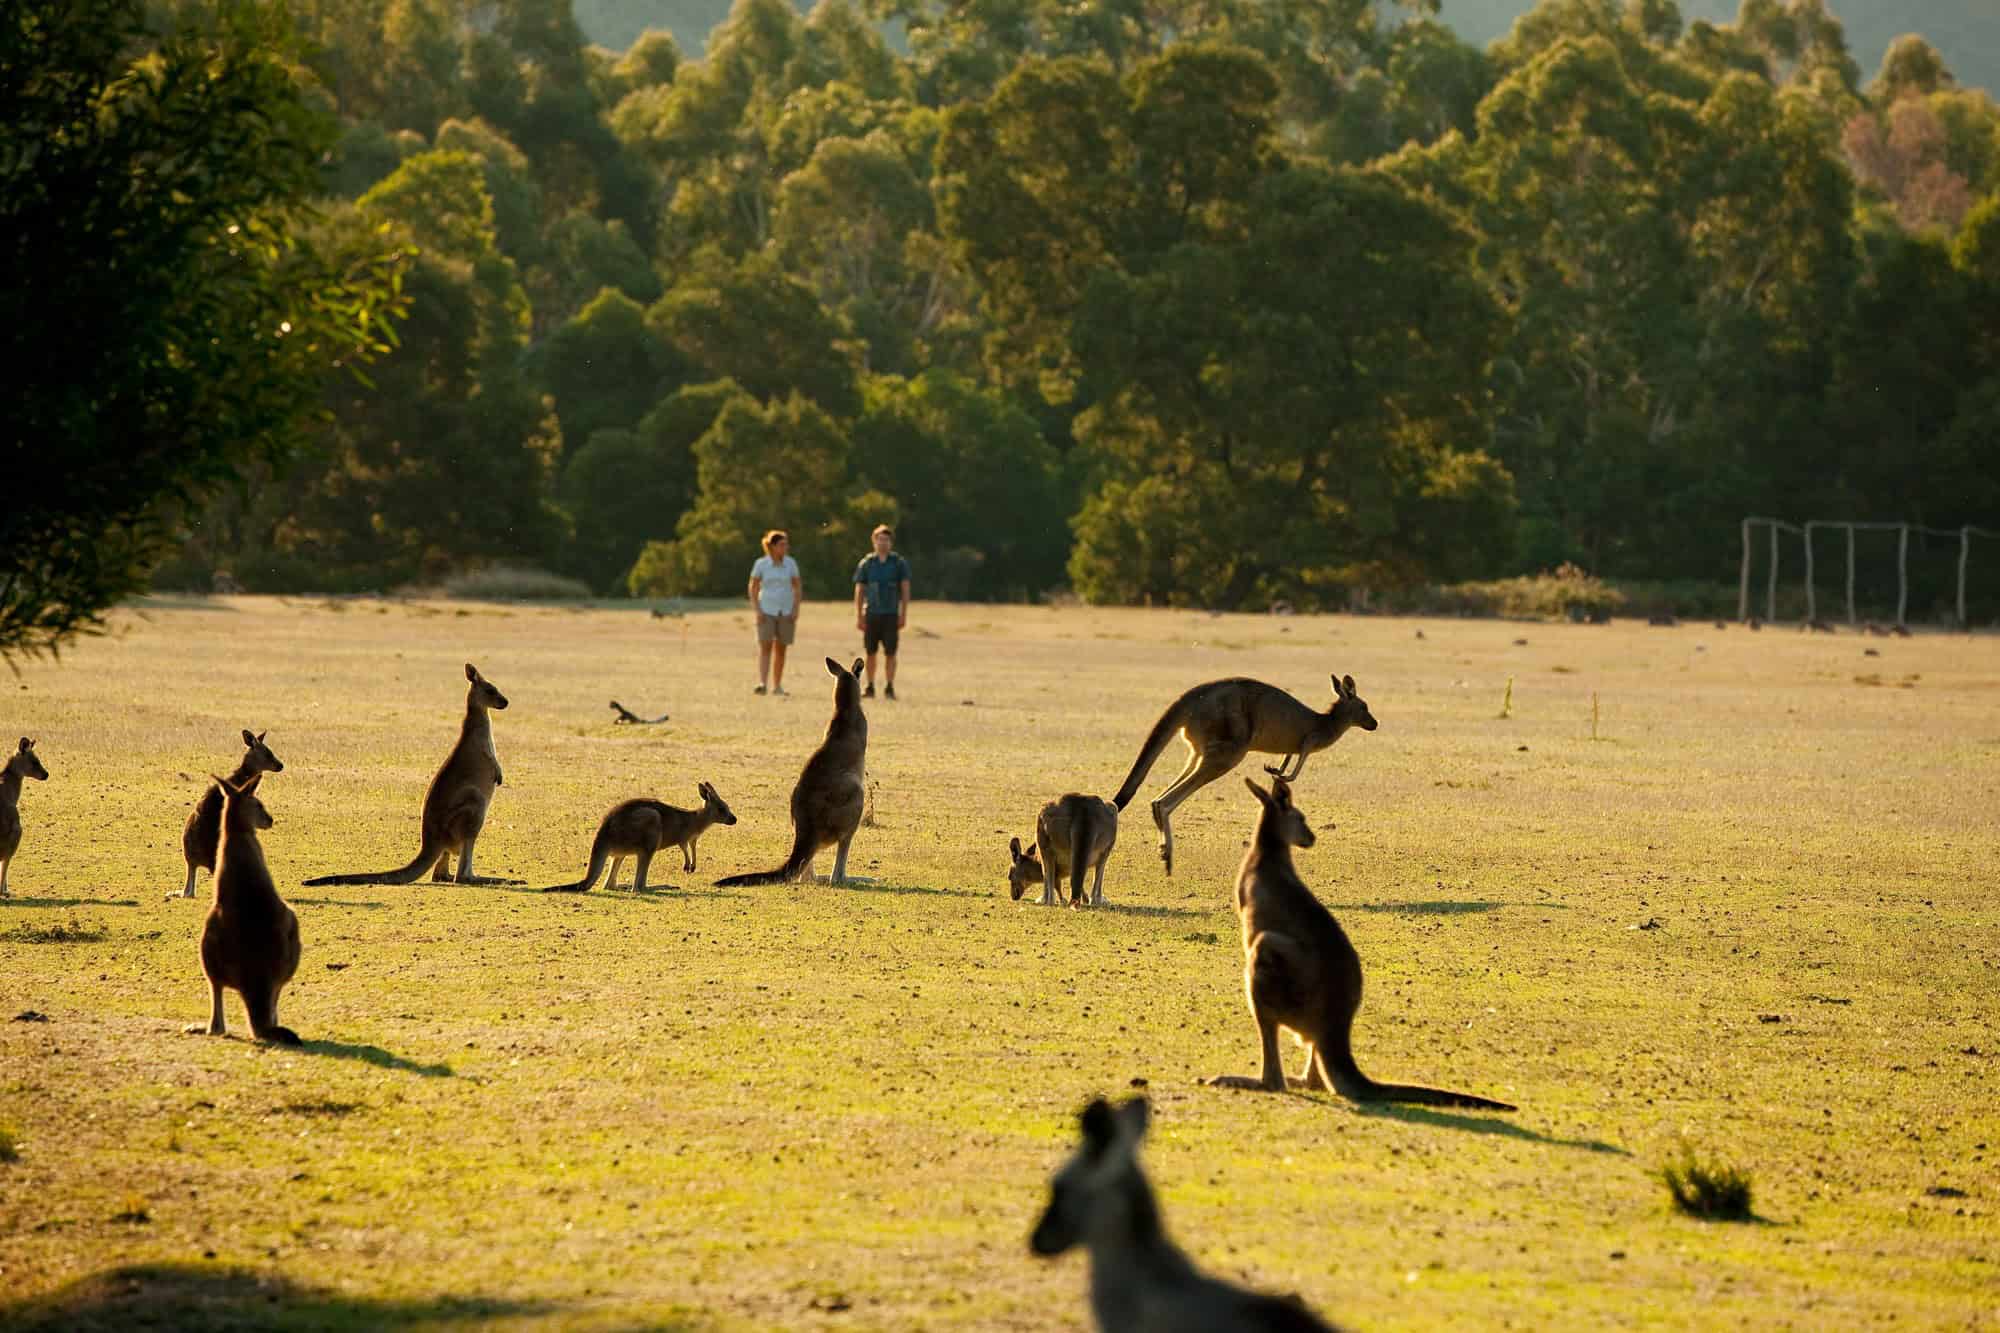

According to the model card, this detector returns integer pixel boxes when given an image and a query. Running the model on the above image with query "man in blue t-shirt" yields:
[852,524,911,699]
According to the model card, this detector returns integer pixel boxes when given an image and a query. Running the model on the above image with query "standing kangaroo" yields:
[1113,674,1377,875]
[1007,794,1118,907]
[186,774,303,1045]
[173,729,283,900]
[542,783,738,893]
[303,664,510,886]
[1208,776,1514,1111]
[716,658,867,887]
[0,738,50,897]
[1032,1096,1340,1333]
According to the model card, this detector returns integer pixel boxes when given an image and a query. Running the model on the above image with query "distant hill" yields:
[1436,1,1999,97]
[574,0,1998,99]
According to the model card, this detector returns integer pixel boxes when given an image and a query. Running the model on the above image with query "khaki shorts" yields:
[757,611,797,645]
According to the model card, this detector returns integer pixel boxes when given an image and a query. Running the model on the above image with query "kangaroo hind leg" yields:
[184,978,226,1036]
[1150,745,1247,877]
[246,984,301,1046]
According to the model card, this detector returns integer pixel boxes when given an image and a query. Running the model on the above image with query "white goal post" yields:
[1738,518,2000,627]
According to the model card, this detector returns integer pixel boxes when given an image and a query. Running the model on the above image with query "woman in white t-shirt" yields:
[748,529,803,695]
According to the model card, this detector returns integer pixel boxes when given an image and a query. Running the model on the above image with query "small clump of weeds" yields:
[0,1123,20,1162]
[111,1193,152,1224]
[0,918,109,944]
[1662,1143,1754,1221]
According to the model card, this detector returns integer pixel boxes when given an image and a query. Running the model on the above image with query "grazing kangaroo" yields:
[303,664,510,886]
[716,657,867,887]
[542,783,737,893]
[609,701,669,725]
[186,774,302,1044]
[1007,794,1118,907]
[0,738,50,897]
[1112,674,1377,875]
[173,729,284,900]
[1033,1096,1340,1333]
[1208,776,1514,1111]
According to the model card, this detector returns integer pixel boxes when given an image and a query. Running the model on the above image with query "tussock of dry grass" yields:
[1,598,1996,1330]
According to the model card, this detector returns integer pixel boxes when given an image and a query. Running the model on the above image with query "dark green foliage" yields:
[1662,1145,1755,1221]
[1,0,404,655]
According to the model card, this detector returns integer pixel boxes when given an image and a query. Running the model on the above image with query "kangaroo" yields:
[173,729,284,900]
[609,701,669,725]
[716,657,867,887]
[185,774,302,1044]
[303,663,510,886]
[1113,674,1377,875]
[543,783,737,893]
[1207,776,1514,1111]
[1007,794,1118,908]
[0,738,50,897]
[1033,1096,1340,1333]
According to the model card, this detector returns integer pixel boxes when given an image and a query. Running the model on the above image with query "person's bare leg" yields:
[757,640,772,691]
[884,651,897,688]
[772,640,788,693]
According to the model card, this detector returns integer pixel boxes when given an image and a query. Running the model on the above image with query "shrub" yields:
[439,566,592,602]
[1662,1145,1754,1221]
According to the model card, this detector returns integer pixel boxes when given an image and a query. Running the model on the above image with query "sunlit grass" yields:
[0,598,1995,1329]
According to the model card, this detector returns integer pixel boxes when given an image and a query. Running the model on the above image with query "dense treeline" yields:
[150,0,2000,614]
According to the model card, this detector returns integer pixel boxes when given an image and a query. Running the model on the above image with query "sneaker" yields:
[753,684,767,695]
[862,684,875,698]
[884,684,896,700]
[772,685,786,696]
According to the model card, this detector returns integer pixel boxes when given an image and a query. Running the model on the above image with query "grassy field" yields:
[1,596,1995,1330]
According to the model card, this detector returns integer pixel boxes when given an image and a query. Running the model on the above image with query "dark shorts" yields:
[864,612,900,656]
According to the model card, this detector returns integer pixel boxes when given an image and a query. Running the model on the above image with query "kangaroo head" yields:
[825,656,865,706]
[241,728,283,774]
[697,781,737,826]
[12,738,48,782]
[212,773,274,831]
[1007,835,1045,901]
[1330,672,1376,734]
[1031,1096,1152,1257]
[1246,775,1317,848]
[466,663,509,711]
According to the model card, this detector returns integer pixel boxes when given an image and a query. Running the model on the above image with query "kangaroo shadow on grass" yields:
[0,897,139,909]
[827,879,989,899]
[0,1264,587,1332]
[298,1038,455,1079]
[523,883,746,900]
[1083,900,1210,921]
[1333,900,1507,916]
[1349,1101,1629,1155]
[286,896,391,909]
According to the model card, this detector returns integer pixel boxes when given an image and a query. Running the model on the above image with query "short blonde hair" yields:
[871,524,894,539]
[762,529,788,555]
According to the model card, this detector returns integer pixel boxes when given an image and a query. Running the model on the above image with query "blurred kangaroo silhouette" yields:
[1032,1096,1340,1332]
[304,664,510,886]
[0,738,49,897]
[1007,794,1117,908]
[1207,776,1514,1111]
[186,774,302,1045]
[174,729,283,900]
[1112,674,1376,874]
[716,658,867,886]
[542,782,737,893]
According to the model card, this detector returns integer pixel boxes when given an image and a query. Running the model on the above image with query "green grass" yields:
[1,599,1996,1329]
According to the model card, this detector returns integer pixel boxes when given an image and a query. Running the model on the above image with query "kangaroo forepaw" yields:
[184,1022,223,1037]
[1203,1075,1279,1092]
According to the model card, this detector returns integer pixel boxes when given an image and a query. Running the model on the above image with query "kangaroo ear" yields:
[1244,776,1271,805]
[465,663,479,682]
[1079,1099,1116,1152]
[851,657,864,678]
[242,729,256,747]
[256,730,268,743]
[1009,836,1023,858]
[1115,1097,1152,1144]
[242,774,262,794]
[1342,674,1357,696]
[18,738,30,752]
[209,772,234,795]
[825,656,842,676]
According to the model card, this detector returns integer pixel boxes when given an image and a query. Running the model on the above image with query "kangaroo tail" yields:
[541,833,610,894]
[302,840,440,887]
[1068,815,1089,904]
[715,821,815,887]
[1320,1047,1515,1113]
[1112,698,1188,810]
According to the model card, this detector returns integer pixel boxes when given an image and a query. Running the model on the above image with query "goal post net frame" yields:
[1738,518,2000,627]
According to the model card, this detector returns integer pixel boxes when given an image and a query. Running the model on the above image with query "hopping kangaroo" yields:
[716,658,867,887]
[187,775,303,1044]
[1208,776,1514,1111]
[1007,794,1118,907]
[174,729,284,900]
[543,783,737,893]
[1113,674,1376,874]
[0,738,50,897]
[1033,1096,1340,1333]
[303,664,510,886]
